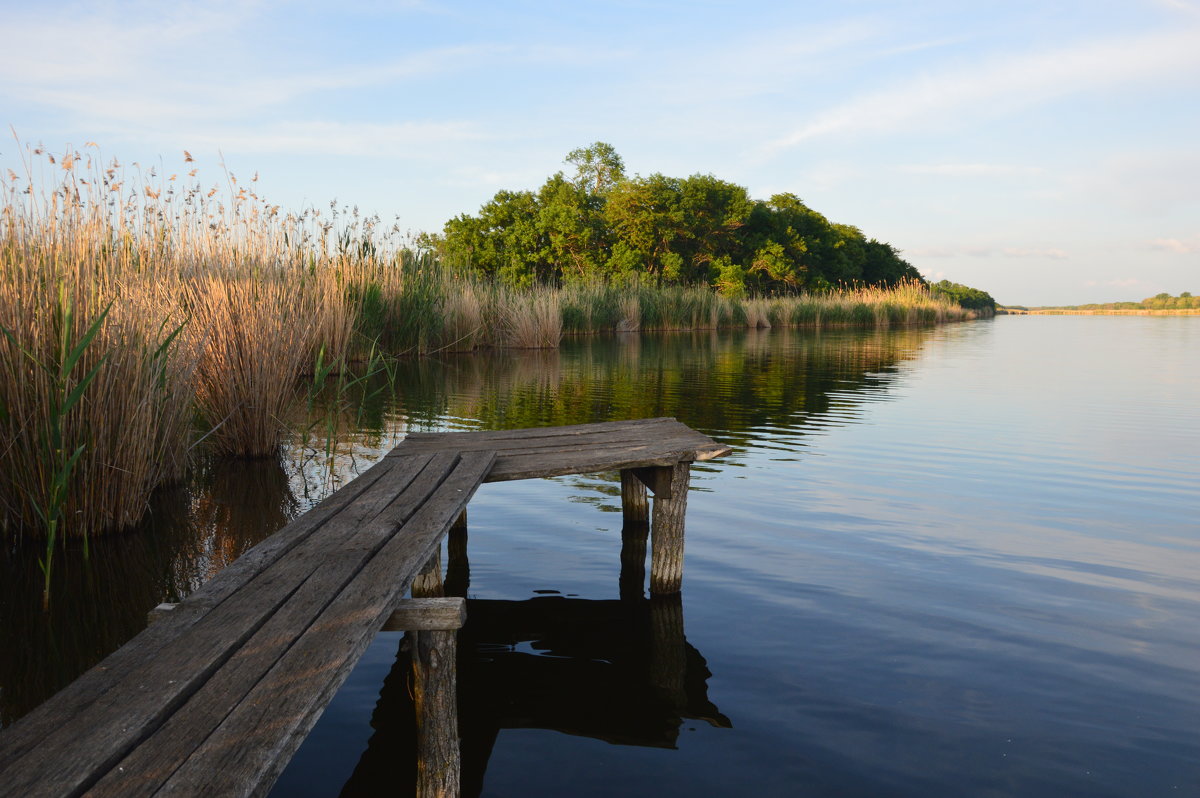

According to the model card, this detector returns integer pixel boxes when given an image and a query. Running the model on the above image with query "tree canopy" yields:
[431,143,924,294]
[929,280,996,311]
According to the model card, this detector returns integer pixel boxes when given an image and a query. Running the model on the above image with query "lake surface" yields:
[3,316,1198,796]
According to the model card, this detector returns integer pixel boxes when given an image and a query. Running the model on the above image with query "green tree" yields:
[566,142,626,195]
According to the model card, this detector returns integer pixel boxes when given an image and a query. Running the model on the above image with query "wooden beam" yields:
[384,598,467,632]
[632,465,673,499]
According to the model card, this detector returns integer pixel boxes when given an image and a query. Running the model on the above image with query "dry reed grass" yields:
[0,141,975,542]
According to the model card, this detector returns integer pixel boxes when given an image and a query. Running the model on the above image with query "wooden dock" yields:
[0,418,729,797]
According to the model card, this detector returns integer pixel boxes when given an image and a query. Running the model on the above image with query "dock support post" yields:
[413,627,459,798]
[650,462,690,594]
[412,549,444,598]
[620,468,649,524]
[445,510,469,598]
[388,597,466,798]
[619,521,649,601]
[649,593,688,709]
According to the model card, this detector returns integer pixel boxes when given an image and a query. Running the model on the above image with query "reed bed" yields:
[1,144,974,546]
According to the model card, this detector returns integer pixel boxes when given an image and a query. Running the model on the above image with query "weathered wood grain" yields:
[395,417,675,446]
[650,462,691,595]
[384,597,467,632]
[390,418,731,482]
[150,450,494,798]
[0,455,406,792]
[620,468,649,523]
[2,418,730,797]
[411,549,444,599]
[413,629,460,798]
[84,453,457,797]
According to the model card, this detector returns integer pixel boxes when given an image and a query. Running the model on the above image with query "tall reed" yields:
[0,142,976,547]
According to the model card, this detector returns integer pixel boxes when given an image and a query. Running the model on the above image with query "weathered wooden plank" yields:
[85,453,459,798]
[390,419,731,481]
[486,445,707,482]
[0,455,401,782]
[153,450,495,798]
[384,597,467,631]
[394,424,710,455]
[147,603,178,624]
[650,462,691,595]
[0,455,433,798]
[395,417,675,447]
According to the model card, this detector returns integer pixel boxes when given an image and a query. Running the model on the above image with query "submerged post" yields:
[620,468,649,524]
[412,549,444,599]
[389,597,466,798]
[649,462,691,594]
[413,628,459,798]
[445,510,470,598]
[620,521,649,600]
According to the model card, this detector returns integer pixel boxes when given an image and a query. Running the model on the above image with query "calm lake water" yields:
[3,316,1198,796]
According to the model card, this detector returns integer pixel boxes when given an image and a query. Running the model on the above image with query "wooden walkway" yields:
[0,418,729,797]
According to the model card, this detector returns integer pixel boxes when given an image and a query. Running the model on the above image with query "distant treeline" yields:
[1004,291,1198,313]
[929,280,996,311]
[422,143,924,296]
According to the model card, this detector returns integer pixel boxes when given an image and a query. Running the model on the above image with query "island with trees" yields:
[423,143,930,297]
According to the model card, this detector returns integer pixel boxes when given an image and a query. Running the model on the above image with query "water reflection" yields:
[0,454,297,724]
[1,327,930,727]
[340,594,728,798]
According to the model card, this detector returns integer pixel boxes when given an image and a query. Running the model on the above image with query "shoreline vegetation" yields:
[999,293,1199,316]
[1,142,982,551]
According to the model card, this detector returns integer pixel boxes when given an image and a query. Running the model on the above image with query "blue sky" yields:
[2,0,1198,305]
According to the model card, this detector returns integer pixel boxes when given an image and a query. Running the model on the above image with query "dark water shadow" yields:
[0,454,297,725]
[339,594,728,798]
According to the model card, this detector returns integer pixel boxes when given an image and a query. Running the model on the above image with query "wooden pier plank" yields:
[0,417,729,798]
[155,450,495,798]
[86,452,467,797]
[0,455,399,777]
[0,454,437,798]
[391,418,731,482]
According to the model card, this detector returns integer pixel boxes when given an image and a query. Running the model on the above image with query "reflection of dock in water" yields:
[342,593,730,797]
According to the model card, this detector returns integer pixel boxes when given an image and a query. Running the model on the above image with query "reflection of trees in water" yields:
[395,327,933,446]
[1,327,932,727]
[340,595,729,798]
[0,454,298,726]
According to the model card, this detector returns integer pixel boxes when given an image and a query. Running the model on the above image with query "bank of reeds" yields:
[1,144,975,543]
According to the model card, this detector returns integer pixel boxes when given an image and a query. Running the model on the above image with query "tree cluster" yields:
[429,143,923,295]
[929,280,996,311]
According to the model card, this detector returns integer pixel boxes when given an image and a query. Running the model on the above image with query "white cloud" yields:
[897,163,1041,177]
[1001,247,1068,259]
[1149,237,1200,253]
[764,27,1200,153]
[1084,278,1143,287]
[181,121,489,156]
[908,245,1067,259]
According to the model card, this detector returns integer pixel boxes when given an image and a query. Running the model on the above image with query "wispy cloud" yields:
[764,27,1200,154]
[909,245,1067,259]
[182,121,489,156]
[1149,237,1200,254]
[1084,278,1143,287]
[897,163,1041,177]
